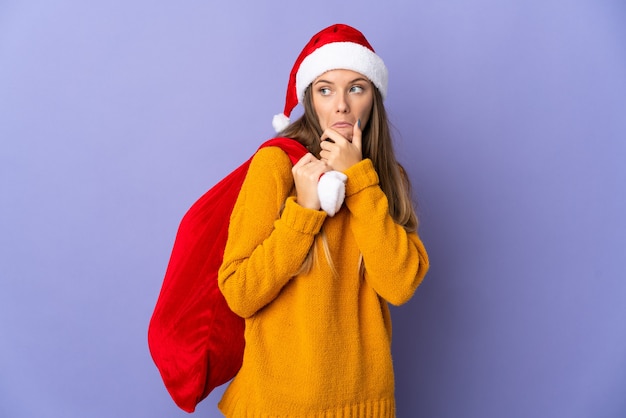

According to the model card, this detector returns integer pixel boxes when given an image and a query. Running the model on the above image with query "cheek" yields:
[313,101,330,130]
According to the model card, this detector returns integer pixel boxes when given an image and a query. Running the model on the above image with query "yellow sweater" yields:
[218,146,429,417]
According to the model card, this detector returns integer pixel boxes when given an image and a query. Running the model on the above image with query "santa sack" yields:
[148,137,308,413]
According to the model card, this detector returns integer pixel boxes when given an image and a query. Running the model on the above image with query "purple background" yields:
[1,1,625,417]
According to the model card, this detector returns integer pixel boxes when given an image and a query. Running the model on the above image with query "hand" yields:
[292,153,331,210]
[319,120,363,172]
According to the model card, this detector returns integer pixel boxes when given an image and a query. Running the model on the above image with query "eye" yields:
[319,87,332,96]
[350,85,364,94]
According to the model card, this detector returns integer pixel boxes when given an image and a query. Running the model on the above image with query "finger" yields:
[321,128,347,145]
[319,139,337,153]
[309,161,332,179]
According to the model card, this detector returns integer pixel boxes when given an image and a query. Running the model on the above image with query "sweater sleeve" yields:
[218,147,327,318]
[343,159,429,306]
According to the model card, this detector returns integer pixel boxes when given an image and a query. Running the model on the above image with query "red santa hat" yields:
[272,24,388,132]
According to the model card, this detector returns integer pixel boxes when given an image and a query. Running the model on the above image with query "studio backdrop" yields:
[1,1,625,417]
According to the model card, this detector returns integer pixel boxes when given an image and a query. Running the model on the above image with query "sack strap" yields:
[258,137,308,166]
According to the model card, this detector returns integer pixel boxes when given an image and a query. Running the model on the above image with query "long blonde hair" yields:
[280,85,418,275]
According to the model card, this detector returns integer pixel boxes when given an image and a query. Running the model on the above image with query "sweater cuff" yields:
[344,159,379,197]
[279,196,327,234]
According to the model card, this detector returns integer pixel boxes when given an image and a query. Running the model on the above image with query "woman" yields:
[217,23,429,417]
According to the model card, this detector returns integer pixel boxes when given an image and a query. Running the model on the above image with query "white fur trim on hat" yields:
[296,42,388,103]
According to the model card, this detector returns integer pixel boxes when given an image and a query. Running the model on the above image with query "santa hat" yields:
[272,24,388,132]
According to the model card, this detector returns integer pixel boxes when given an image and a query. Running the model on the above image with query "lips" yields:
[332,121,353,129]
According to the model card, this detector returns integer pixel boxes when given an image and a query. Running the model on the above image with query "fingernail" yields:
[357,119,361,128]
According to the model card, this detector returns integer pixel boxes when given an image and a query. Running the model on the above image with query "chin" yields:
[337,128,354,141]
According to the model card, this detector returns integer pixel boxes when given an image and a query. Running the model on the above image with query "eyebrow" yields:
[313,77,369,85]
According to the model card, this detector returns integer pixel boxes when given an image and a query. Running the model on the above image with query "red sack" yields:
[148,138,307,412]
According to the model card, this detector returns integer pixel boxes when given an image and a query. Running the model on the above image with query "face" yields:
[311,69,374,141]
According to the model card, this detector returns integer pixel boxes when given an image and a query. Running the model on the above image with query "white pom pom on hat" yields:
[318,171,347,217]
[273,24,388,132]
[272,113,291,133]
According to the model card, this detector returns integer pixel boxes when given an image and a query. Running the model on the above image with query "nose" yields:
[336,93,349,113]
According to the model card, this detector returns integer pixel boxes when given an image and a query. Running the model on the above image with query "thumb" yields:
[352,118,363,152]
